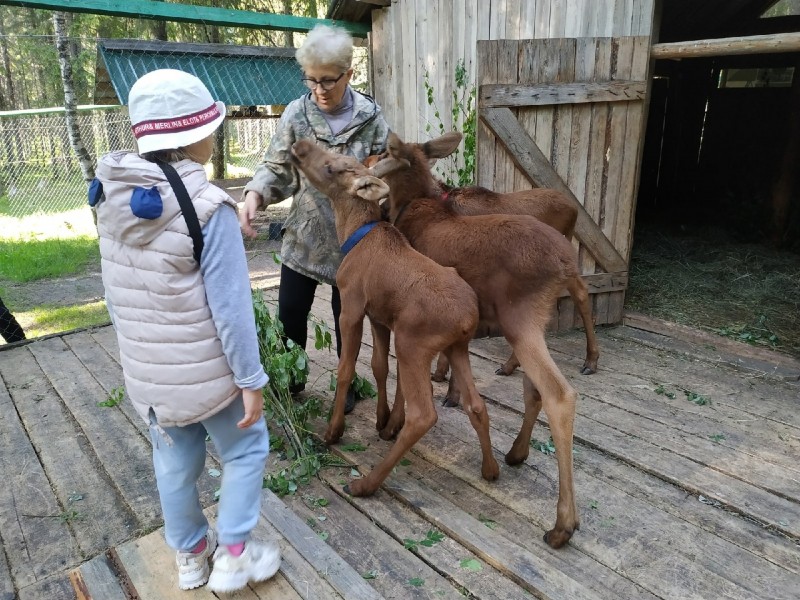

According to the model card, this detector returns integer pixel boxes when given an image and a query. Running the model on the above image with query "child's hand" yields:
[238,388,264,428]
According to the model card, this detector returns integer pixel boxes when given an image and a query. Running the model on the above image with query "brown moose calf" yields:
[428,139,599,379]
[376,132,581,548]
[289,139,499,497]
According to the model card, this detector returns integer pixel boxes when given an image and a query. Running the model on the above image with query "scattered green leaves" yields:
[654,383,677,399]
[408,577,425,587]
[709,433,726,443]
[599,517,616,528]
[403,529,445,552]
[460,558,482,572]
[362,569,378,580]
[97,385,124,408]
[399,458,412,466]
[478,514,498,529]
[717,315,780,349]
[59,509,82,523]
[684,390,711,406]
[341,442,367,452]
[530,436,556,455]
[589,500,599,510]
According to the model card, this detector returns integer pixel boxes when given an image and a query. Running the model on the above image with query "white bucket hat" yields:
[128,69,226,154]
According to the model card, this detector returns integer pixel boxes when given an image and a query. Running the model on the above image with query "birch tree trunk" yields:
[53,10,95,183]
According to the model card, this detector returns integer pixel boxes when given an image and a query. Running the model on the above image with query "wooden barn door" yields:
[477,36,650,328]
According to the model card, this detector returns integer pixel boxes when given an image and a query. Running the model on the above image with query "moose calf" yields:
[289,139,499,497]
[375,132,581,548]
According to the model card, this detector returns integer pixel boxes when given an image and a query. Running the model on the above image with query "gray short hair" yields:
[296,24,353,72]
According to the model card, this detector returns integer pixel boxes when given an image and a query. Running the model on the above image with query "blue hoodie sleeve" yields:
[200,204,268,390]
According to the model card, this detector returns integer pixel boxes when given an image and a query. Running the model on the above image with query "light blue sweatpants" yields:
[148,397,270,551]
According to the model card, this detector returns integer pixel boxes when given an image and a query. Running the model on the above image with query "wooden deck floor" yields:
[1,285,799,599]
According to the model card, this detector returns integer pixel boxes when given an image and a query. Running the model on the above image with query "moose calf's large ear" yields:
[351,176,390,202]
[424,132,463,159]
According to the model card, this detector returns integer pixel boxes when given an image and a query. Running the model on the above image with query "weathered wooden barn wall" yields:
[370,0,656,143]
[370,0,657,327]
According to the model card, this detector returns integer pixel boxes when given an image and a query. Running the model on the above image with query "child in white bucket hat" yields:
[92,69,281,592]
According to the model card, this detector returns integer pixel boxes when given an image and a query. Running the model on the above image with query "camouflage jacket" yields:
[243,89,390,285]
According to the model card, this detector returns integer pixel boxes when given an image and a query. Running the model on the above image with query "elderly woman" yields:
[240,24,391,413]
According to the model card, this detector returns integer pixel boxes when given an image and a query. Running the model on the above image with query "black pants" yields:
[277,264,343,358]
[0,296,26,344]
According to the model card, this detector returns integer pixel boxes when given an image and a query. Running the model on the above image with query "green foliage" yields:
[684,390,711,406]
[654,384,676,399]
[709,433,726,443]
[362,569,378,580]
[252,291,346,497]
[97,385,124,408]
[0,236,99,282]
[717,315,780,349]
[403,529,445,552]
[422,59,477,187]
[530,436,556,455]
[459,558,482,572]
[478,514,498,529]
[408,578,425,587]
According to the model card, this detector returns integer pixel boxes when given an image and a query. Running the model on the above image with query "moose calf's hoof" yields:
[543,527,574,549]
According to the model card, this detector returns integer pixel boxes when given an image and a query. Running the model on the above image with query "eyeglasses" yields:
[302,72,346,92]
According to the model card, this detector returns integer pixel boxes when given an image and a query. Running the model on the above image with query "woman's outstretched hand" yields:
[240,191,263,238]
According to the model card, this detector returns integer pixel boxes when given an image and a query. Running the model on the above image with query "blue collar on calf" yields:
[341,221,379,255]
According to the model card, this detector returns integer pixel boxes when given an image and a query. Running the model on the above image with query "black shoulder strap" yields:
[155,160,204,264]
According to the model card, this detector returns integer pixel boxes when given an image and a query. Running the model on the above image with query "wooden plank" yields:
[651,32,800,60]
[16,574,74,600]
[114,531,217,599]
[63,330,146,438]
[467,343,800,539]
[615,36,651,263]
[370,7,392,123]
[28,336,162,530]
[476,39,498,188]
[569,37,597,222]
[493,39,520,194]
[112,509,302,599]
[538,337,800,472]
[514,38,538,193]
[479,105,628,273]
[415,398,800,599]
[580,37,611,277]
[330,409,656,599]
[70,553,127,600]
[281,468,486,599]
[0,361,82,591]
[623,312,800,381]
[332,344,799,600]
[480,80,647,107]
[0,346,133,559]
[382,474,601,600]
[259,490,383,599]
[0,542,13,600]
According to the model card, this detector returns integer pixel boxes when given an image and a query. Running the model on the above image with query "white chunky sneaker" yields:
[207,540,281,593]
[176,529,218,590]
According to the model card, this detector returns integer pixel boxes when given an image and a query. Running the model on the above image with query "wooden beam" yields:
[479,106,628,274]
[480,81,646,108]
[0,0,371,37]
[652,32,800,60]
